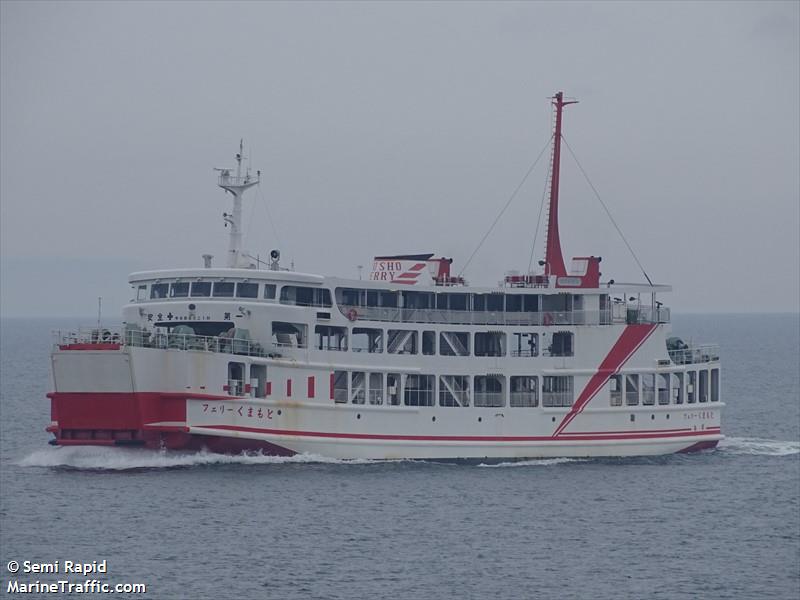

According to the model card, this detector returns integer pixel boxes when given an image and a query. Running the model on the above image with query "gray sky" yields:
[1,0,798,317]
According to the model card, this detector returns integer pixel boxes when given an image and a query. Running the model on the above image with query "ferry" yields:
[47,92,723,458]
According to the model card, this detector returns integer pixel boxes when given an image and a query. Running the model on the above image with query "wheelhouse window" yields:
[263,284,276,300]
[136,284,148,301]
[474,332,506,357]
[191,281,212,297]
[543,376,573,407]
[474,375,505,407]
[510,376,538,407]
[150,283,169,299]
[404,374,434,406]
[281,286,332,307]
[351,328,382,353]
[315,325,347,351]
[236,282,259,298]
[170,282,189,298]
[213,282,235,297]
[439,375,470,407]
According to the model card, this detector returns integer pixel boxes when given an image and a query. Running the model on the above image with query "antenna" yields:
[216,141,260,268]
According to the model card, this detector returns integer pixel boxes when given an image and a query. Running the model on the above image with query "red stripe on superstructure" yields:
[396,272,421,279]
[409,263,427,271]
[192,424,719,443]
[553,323,658,437]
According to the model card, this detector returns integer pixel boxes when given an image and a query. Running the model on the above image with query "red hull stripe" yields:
[192,424,720,443]
[553,323,658,437]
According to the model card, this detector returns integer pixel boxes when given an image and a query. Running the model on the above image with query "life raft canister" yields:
[346,309,358,322]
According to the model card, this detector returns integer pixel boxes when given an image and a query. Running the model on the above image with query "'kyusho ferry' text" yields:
[48,93,723,458]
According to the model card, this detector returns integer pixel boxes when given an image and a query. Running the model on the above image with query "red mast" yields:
[544,91,578,278]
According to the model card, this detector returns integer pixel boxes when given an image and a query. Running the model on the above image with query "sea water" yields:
[1,315,797,599]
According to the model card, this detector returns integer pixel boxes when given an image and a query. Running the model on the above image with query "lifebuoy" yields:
[543,312,554,326]
[346,309,358,322]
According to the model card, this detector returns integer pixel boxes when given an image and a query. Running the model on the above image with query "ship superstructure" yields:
[47,94,723,458]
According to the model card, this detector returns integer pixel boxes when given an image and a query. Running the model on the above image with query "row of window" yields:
[137,281,592,314]
[271,321,575,358]
[224,361,720,408]
[337,287,579,312]
[332,372,573,407]
[609,370,720,405]
[145,281,277,300]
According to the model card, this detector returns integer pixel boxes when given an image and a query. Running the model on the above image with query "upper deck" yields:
[127,266,672,327]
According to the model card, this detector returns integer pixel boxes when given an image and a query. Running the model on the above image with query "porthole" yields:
[651,414,655,420]
[666,414,670,420]
[552,416,556,423]
[357,413,361,420]
[478,417,482,423]
[630,414,635,422]
[432,416,436,422]
[277,410,282,416]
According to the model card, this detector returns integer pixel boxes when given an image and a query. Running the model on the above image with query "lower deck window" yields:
[626,374,639,406]
[352,328,382,353]
[474,375,505,407]
[711,369,720,402]
[642,373,656,406]
[510,376,538,407]
[474,332,506,357]
[272,322,307,348]
[404,374,434,406]
[699,370,709,402]
[333,371,348,403]
[543,376,573,407]
[316,325,347,351]
[387,373,402,406]
[350,371,366,404]
[388,330,417,354]
[610,375,623,406]
[439,375,470,407]
[512,333,538,357]
[687,371,697,403]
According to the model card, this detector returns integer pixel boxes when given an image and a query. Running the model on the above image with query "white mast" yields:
[216,139,260,268]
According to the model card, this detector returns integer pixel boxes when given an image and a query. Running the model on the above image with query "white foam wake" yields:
[17,447,376,470]
[719,437,800,456]
[478,457,585,468]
